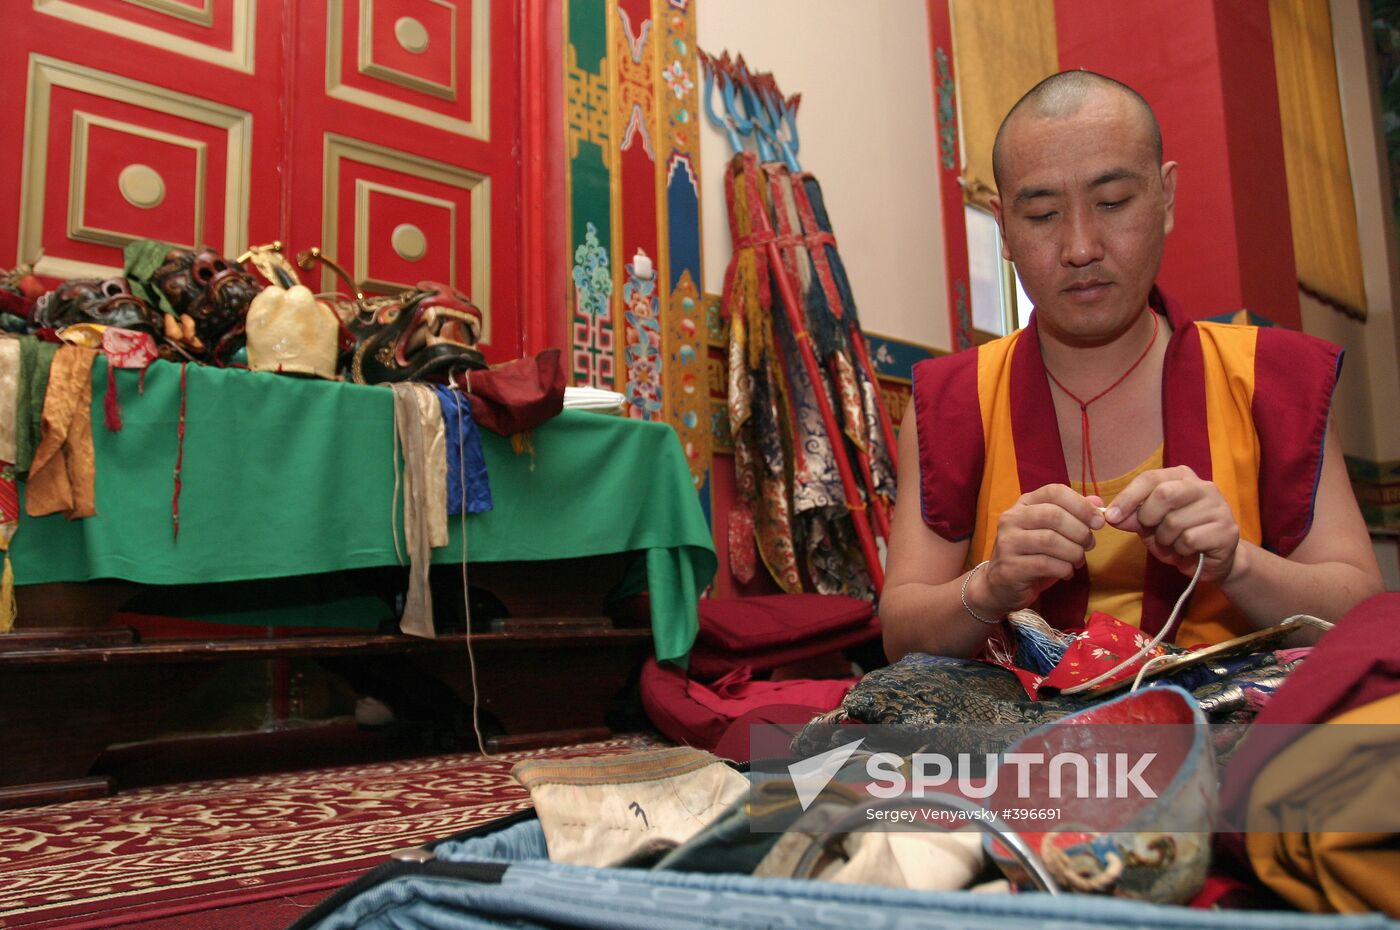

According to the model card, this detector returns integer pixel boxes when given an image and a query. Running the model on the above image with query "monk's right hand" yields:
[971,485,1105,617]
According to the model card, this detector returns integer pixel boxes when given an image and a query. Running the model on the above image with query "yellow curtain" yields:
[949,0,1059,209]
[1270,0,1368,319]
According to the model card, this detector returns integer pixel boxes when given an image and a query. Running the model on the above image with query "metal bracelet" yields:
[960,560,1001,625]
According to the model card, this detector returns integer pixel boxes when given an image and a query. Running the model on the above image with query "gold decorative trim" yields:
[21,54,249,279]
[359,0,456,101]
[118,164,167,209]
[657,1,708,485]
[124,0,215,28]
[352,179,456,288]
[322,134,490,339]
[68,112,207,250]
[390,222,429,262]
[327,0,486,139]
[34,0,254,74]
[565,43,610,166]
[393,15,430,53]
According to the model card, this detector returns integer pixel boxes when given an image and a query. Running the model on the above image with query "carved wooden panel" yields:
[3,0,282,282]
[4,0,527,358]
[33,0,257,73]
[294,0,520,359]
[19,56,251,280]
[326,0,488,139]
[323,135,492,339]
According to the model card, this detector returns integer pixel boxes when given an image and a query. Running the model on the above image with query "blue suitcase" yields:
[289,809,1399,930]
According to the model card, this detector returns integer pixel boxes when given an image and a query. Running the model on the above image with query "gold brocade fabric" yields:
[724,153,802,593]
[1245,692,1400,915]
[1270,0,1368,317]
[722,155,884,599]
[390,383,448,639]
[950,0,1058,208]
[25,346,97,519]
[832,352,866,452]
[0,339,19,464]
[413,385,449,549]
[764,166,845,522]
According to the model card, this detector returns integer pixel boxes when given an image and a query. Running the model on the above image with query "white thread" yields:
[1127,613,1336,692]
[1061,552,1206,695]
[1129,652,1177,692]
[453,381,492,758]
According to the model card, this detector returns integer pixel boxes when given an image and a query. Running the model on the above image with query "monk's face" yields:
[991,89,1177,347]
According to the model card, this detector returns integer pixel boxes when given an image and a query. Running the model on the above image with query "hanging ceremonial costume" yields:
[722,151,896,600]
[913,289,1342,647]
[723,153,802,594]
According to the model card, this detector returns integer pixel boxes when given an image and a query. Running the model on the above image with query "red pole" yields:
[848,333,900,477]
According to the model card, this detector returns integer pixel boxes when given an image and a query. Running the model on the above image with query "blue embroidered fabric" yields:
[434,385,493,515]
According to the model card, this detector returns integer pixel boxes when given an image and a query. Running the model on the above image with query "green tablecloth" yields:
[15,359,715,663]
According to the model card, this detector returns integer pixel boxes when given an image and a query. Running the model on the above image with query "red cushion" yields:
[687,614,880,682]
[697,594,874,653]
[640,659,854,763]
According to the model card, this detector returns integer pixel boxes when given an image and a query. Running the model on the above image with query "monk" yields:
[882,70,1382,661]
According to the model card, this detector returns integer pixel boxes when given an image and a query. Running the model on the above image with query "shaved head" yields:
[992,70,1163,193]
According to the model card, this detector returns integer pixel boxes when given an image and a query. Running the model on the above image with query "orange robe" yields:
[911,289,1341,646]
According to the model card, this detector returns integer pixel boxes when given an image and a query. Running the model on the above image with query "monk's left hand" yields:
[1104,465,1240,582]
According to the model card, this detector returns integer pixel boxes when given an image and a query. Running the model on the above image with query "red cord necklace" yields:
[1044,311,1160,498]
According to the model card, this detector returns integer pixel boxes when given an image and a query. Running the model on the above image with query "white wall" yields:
[696,0,949,351]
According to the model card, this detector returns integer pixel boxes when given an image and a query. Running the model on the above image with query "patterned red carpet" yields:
[0,735,660,929]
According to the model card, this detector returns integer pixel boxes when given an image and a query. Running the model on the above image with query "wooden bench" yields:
[0,621,652,808]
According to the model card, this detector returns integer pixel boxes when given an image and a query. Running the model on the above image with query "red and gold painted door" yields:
[287,0,520,356]
[4,1,282,287]
[3,0,525,361]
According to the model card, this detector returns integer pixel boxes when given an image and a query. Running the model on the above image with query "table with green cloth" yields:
[14,359,716,664]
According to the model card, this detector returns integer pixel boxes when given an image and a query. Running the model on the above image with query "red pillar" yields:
[520,0,566,356]
[925,0,975,350]
[1054,0,1301,329]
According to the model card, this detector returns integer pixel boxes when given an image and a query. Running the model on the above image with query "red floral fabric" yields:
[993,611,1172,699]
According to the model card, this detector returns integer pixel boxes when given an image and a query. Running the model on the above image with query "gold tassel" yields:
[511,430,536,470]
[0,552,16,633]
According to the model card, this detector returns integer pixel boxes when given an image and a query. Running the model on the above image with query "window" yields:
[964,203,1028,336]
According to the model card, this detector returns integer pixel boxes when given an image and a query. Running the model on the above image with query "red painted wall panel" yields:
[4,1,542,360]
[1212,0,1301,328]
[1053,0,1300,327]
[1,2,284,278]
[520,0,566,356]
[287,0,523,361]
